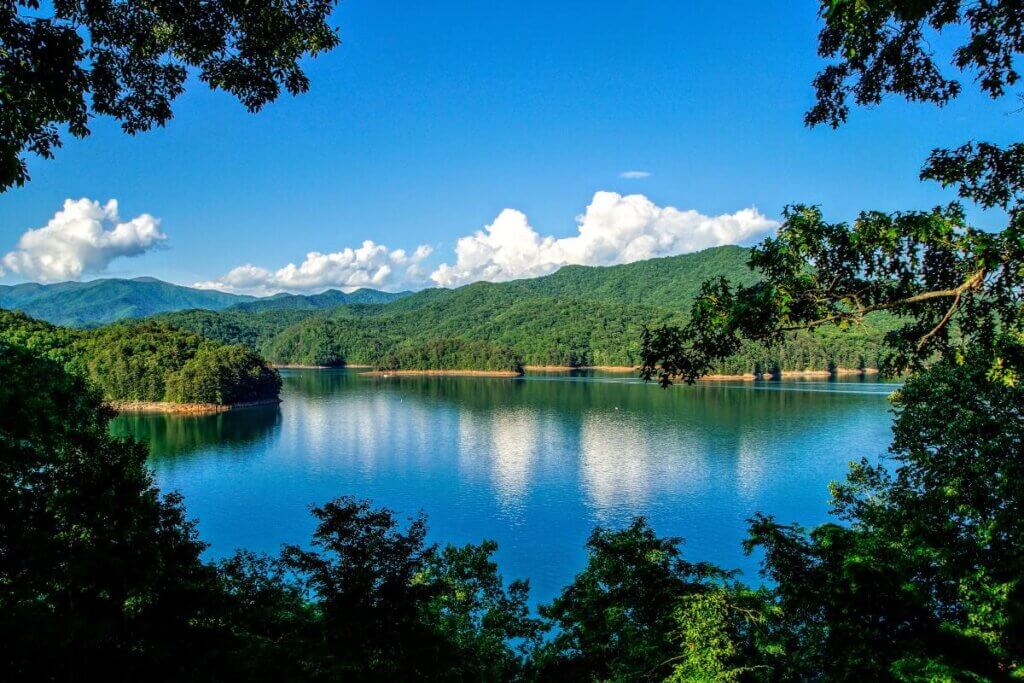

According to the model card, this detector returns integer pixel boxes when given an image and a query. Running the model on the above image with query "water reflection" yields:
[110,369,895,602]
[110,404,281,460]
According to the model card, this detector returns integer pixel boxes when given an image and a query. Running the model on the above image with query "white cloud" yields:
[619,170,652,179]
[195,241,433,295]
[2,198,166,282]
[429,191,777,287]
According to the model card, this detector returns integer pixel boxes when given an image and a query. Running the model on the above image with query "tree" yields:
[0,342,228,681]
[640,0,1024,677]
[531,518,739,682]
[280,496,540,681]
[1,0,340,191]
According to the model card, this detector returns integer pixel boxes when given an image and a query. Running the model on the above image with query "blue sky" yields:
[0,0,1016,292]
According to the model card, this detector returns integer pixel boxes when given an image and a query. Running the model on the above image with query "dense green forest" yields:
[378,338,524,373]
[4,0,1024,679]
[0,310,280,405]
[153,246,894,374]
[225,287,409,313]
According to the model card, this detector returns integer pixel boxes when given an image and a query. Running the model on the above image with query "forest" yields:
[153,246,895,374]
[377,337,525,373]
[0,310,281,406]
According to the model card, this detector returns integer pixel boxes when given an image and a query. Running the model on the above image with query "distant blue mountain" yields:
[0,277,407,326]
[225,288,411,313]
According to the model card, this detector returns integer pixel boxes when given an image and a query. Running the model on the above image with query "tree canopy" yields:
[637,0,1024,677]
[0,309,281,404]
[1,0,339,191]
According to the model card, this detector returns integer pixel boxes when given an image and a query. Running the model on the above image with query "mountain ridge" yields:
[0,278,410,326]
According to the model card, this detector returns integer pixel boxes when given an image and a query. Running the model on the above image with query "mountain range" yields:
[148,246,892,373]
[0,277,409,326]
[1,246,896,374]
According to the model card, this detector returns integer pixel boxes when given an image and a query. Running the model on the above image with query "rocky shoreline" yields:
[107,398,282,415]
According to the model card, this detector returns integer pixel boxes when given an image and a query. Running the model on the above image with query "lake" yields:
[111,369,897,604]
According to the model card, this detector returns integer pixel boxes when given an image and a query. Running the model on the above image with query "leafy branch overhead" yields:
[1,0,340,191]
[643,0,1024,386]
[642,203,1024,385]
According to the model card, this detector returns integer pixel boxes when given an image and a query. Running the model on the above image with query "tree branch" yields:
[776,269,985,332]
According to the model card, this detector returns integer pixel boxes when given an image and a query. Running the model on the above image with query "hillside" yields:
[0,309,281,406]
[379,245,758,316]
[0,278,254,326]
[0,277,410,327]
[153,247,897,374]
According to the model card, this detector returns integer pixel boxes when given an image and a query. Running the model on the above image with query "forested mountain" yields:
[0,277,408,326]
[153,246,897,373]
[3,247,895,375]
[225,287,410,313]
[0,310,280,405]
[0,277,254,326]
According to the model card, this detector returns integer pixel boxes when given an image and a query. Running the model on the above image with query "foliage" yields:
[1,0,339,191]
[280,497,540,680]
[378,337,524,373]
[808,0,1024,215]
[666,589,778,683]
[1,345,543,681]
[0,309,281,404]
[531,519,739,682]
[831,337,1024,671]
[165,344,283,404]
[638,1,1024,677]
[0,342,226,681]
[641,204,1017,383]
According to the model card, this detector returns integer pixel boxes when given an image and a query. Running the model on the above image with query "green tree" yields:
[531,518,740,682]
[640,1,1024,677]
[0,342,227,681]
[2,0,339,191]
[280,496,539,681]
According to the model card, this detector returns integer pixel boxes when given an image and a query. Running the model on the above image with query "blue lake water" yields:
[111,369,897,603]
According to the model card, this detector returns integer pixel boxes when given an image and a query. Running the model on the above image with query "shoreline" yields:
[277,364,882,381]
[362,369,523,378]
[523,365,639,373]
[701,367,882,381]
[108,398,282,415]
[273,363,372,369]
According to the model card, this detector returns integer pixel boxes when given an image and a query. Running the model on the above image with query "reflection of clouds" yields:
[279,392,457,475]
[489,408,540,506]
[580,416,650,510]
[579,413,710,521]
[734,431,769,503]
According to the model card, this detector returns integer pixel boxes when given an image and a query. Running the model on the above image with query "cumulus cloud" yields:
[195,241,433,295]
[2,198,166,282]
[429,191,777,287]
[619,170,652,179]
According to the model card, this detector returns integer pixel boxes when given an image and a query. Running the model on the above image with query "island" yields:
[0,310,281,411]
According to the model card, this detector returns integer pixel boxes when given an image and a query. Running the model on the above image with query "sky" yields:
[0,0,1018,294]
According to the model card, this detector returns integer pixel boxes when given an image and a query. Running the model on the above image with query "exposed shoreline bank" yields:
[279,364,882,381]
[523,365,639,373]
[362,369,523,378]
[108,398,282,415]
[700,367,881,381]
[273,363,372,369]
